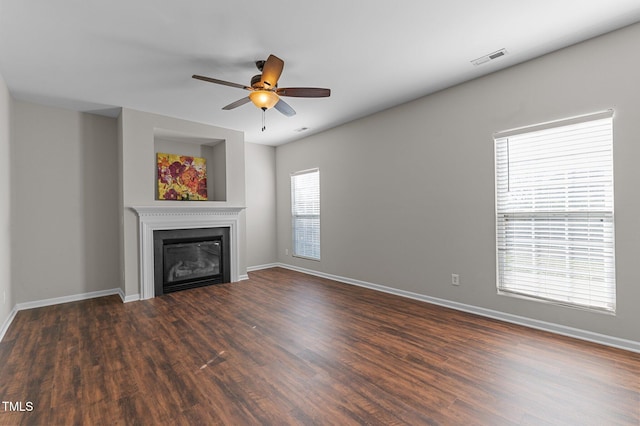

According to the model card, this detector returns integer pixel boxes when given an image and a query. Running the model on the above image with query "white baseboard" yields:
[118,288,140,303]
[247,263,279,272]
[0,305,18,342]
[0,288,122,342]
[275,263,640,354]
[15,288,121,311]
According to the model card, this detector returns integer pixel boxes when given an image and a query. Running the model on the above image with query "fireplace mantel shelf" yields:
[131,205,245,217]
[131,205,245,299]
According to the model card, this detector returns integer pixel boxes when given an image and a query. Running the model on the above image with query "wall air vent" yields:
[471,48,508,66]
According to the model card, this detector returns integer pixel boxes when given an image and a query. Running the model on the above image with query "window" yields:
[291,168,320,260]
[494,111,615,313]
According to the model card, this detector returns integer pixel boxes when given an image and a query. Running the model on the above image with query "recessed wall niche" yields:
[153,128,227,202]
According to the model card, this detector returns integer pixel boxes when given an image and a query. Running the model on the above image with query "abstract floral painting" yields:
[157,153,208,201]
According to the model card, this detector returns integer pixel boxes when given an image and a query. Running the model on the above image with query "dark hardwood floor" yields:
[0,267,638,425]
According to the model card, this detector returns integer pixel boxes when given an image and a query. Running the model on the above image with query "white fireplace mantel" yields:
[131,205,245,299]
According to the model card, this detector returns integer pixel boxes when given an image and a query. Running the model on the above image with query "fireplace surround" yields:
[132,206,243,299]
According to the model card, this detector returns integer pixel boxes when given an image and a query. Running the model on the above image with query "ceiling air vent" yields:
[471,48,508,66]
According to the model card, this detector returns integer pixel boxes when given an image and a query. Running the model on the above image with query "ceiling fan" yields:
[192,54,331,120]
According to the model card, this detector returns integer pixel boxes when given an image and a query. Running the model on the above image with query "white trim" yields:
[131,205,245,299]
[290,167,320,177]
[118,288,140,303]
[494,109,614,139]
[275,263,640,354]
[0,288,121,342]
[239,274,249,281]
[247,263,279,272]
[0,306,18,342]
[15,288,121,311]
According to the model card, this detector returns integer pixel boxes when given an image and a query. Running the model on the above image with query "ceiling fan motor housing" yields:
[251,74,265,89]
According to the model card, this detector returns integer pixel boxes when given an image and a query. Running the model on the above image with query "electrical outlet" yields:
[285,248,289,256]
[451,274,460,286]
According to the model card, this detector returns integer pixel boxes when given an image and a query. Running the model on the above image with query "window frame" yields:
[291,168,321,261]
[494,110,616,314]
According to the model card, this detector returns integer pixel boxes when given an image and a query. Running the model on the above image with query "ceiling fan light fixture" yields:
[249,90,279,110]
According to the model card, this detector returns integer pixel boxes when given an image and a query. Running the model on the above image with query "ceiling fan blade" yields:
[260,54,284,89]
[274,99,296,117]
[192,75,250,90]
[276,87,331,98]
[222,97,251,110]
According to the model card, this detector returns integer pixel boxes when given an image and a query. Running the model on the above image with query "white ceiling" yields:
[1,1,639,146]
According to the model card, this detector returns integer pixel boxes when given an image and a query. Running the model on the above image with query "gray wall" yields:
[10,100,119,303]
[245,142,277,268]
[0,74,11,326]
[275,23,640,343]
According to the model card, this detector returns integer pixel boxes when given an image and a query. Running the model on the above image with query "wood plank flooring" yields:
[0,267,638,425]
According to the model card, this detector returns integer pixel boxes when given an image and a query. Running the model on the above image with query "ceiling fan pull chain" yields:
[262,108,266,132]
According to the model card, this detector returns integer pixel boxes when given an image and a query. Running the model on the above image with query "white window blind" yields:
[495,111,615,312]
[291,168,320,260]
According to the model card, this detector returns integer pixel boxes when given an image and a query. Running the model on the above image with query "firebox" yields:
[153,227,230,295]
